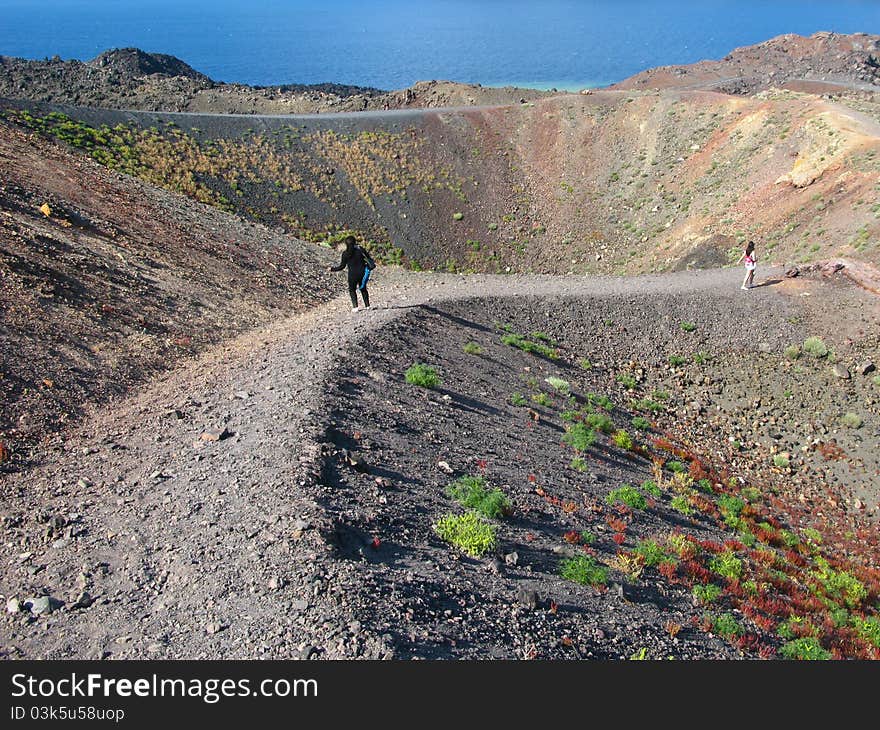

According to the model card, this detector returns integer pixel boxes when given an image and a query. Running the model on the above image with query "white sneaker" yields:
[741,286,749,290]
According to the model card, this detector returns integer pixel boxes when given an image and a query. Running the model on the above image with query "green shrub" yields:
[532,392,552,407]
[452,212,464,221]
[680,322,697,332]
[500,333,558,359]
[587,393,614,410]
[852,616,880,648]
[693,584,723,605]
[545,376,571,394]
[773,454,790,469]
[563,423,597,452]
[580,531,596,544]
[510,392,527,406]
[578,358,593,370]
[405,364,440,388]
[666,461,686,474]
[634,539,670,567]
[570,457,588,472]
[463,341,483,355]
[606,485,647,510]
[616,372,637,389]
[585,412,615,434]
[710,613,743,638]
[612,430,634,449]
[811,557,867,608]
[434,512,496,557]
[560,555,608,586]
[693,351,710,365]
[445,476,510,519]
[784,345,801,361]
[632,398,663,414]
[668,355,686,367]
[632,416,651,430]
[709,550,743,580]
[841,412,862,428]
[696,478,714,494]
[780,637,831,660]
[716,494,745,517]
[670,496,694,516]
[802,337,828,358]
[641,480,661,497]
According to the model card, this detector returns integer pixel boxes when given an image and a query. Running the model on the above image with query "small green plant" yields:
[606,484,647,510]
[632,398,663,414]
[811,557,867,608]
[578,358,593,370]
[434,512,496,557]
[560,554,608,586]
[510,392,527,406]
[634,539,670,567]
[587,393,614,410]
[629,648,648,660]
[716,494,745,517]
[612,429,634,449]
[841,412,863,428]
[616,372,637,389]
[446,476,510,519]
[545,376,571,395]
[784,345,801,361]
[563,423,597,452]
[710,613,743,638]
[696,478,714,494]
[693,351,710,365]
[570,456,588,472]
[666,461,686,474]
[709,551,743,580]
[779,637,831,660]
[668,355,686,367]
[452,212,464,221]
[501,333,558,359]
[405,364,440,388]
[584,412,614,434]
[532,392,552,407]
[852,616,880,648]
[463,341,483,355]
[680,322,697,332]
[773,454,790,469]
[670,495,693,516]
[641,480,661,498]
[802,337,828,358]
[580,531,596,544]
[632,416,651,430]
[693,583,723,605]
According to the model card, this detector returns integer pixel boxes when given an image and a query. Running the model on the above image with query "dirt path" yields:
[2,264,874,659]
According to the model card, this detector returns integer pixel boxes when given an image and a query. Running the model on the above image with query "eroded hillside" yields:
[4,87,880,277]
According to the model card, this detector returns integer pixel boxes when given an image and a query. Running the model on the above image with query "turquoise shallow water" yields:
[1,1,880,90]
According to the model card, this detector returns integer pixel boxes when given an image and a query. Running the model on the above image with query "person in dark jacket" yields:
[328,235,373,311]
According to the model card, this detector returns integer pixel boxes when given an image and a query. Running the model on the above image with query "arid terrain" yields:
[1,33,879,660]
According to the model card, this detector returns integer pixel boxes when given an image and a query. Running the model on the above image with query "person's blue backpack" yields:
[358,246,376,290]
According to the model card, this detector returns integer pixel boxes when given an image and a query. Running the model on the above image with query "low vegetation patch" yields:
[434,512,496,557]
[802,336,828,358]
[606,484,647,510]
[560,555,608,587]
[405,364,440,388]
[445,476,510,519]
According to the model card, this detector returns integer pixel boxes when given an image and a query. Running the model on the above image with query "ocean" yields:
[2,0,880,90]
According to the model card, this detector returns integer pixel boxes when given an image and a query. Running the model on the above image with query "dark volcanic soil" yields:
[2,266,877,660]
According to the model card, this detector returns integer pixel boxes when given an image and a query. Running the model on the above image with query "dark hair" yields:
[745,240,755,254]
[343,235,356,251]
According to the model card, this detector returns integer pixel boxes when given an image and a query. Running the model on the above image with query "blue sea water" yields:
[2,1,880,90]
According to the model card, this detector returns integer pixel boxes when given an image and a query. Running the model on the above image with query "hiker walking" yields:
[737,240,757,290]
[328,235,375,311]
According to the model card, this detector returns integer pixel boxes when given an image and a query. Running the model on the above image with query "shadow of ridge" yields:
[754,278,782,288]
[419,303,495,335]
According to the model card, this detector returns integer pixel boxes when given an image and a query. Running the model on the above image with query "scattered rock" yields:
[832,364,851,379]
[200,427,233,442]
[25,596,61,616]
[504,551,519,566]
[517,587,539,610]
[859,361,876,376]
[343,449,370,473]
[6,597,20,614]
[71,591,93,609]
[437,460,454,474]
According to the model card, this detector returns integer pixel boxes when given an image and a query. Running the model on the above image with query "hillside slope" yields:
[0,119,336,463]
[5,87,880,278]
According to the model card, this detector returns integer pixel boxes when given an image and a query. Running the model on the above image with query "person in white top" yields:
[737,240,757,290]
